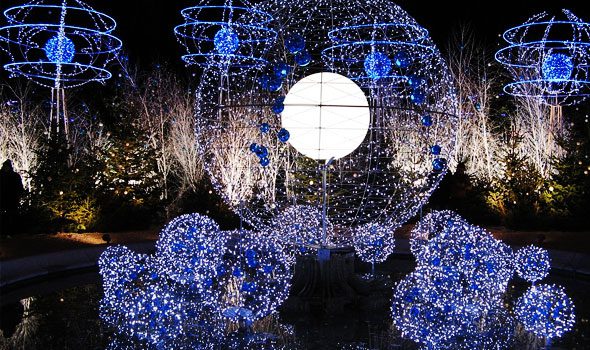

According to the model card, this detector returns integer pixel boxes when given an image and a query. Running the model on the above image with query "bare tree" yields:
[447,27,502,182]
[169,90,203,194]
[0,82,43,191]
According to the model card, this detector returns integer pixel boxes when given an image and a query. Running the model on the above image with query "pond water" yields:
[1,258,589,350]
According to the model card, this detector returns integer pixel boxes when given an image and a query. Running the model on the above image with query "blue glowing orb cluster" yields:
[409,210,467,255]
[195,0,458,244]
[175,0,276,72]
[268,205,334,264]
[0,0,122,89]
[352,222,396,264]
[393,211,576,348]
[514,284,576,340]
[99,213,293,347]
[496,9,590,105]
[515,245,551,283]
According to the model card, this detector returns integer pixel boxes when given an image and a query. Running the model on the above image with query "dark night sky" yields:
[1,0,589,69]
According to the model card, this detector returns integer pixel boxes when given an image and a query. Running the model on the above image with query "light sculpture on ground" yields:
[174,0,276,72]
[393,211,576,348]
[495,9,590,105]
[515,245,551,284]
[0,0,122,133]
[99,214,293,346]
[212,230,292,323]
[192,0,457,256]
[352,222,396,270]
[514,284,576,342]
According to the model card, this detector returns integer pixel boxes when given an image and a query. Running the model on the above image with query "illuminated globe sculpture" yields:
[191,0,457,253]
[174,0,276,72]
[495,9,590,105]
[0,0,122,133]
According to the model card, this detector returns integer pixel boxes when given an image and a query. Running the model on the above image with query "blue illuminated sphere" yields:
[213,27,240,55]
[285,34,305,53]
[295,50,311,66]
[432,158,447,172]
[542,53,574,81]
[394,51,411,68]
[255,145,268,158]
[272,97,285,114]
[249,143,258,152]
[260,122,271,133]
[44,35,76,63]
[421,114,433,127]
[277,128,290,142]
[430,145,441,155]
[274,62,291,78]
[260,157,270,167]
[411,89,426,104]
[364,51,392,79]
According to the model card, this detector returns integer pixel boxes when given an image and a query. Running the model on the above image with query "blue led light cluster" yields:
[393,211,576,348]
[515,245,551,283]
[99,213,293,346]
[0,0,122,89]
[174,0,276,72]
[514,284,575,341]
[352,222,396,265]
[268,205,334,264]
[496,9,590,105]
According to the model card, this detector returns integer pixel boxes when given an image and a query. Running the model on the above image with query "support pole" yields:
[321,157,335,247]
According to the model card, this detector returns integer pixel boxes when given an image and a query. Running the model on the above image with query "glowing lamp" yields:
[281,72,370,160]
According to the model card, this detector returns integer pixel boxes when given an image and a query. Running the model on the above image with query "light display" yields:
[409,210,467,255]
[99,214,293,346]
[352,222,396,266]
[155,213,227,293]
[515,245,551,284]
[393,212,517,349]
[514,284,576,341]
[495,9,590,105]
[193,0,458,250]
[211,230,292,323]
[174,0,276,72]
[0,0,122,134]
[268,205,334,264]
[281,72,371,160]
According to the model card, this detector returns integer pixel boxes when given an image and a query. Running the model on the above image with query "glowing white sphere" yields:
[281,72,370,160]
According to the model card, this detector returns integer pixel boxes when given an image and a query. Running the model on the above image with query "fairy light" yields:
[0,0,122,89]
[174,0,276,72]
[495,9,590,105]
[352,222,396,265]
[514,284,576,341]
[194,0,458,245]
[515,245,551,284]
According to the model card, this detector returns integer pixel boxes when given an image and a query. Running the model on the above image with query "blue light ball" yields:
[44,35,76,63]
[272,97,285,114]
[295,50,312,66]
[277,128,290,142]
[249,143,258,152]
[214,27,240,55]
[411,89,426,104]
[432,158,447,172]
[260,123,271,133]
[430,145,441,155]
[542,53,574,81]
[285,34,305,53]
[255,145,268,158]
[394,51,411,68]
[421,114,433,127]
[260,157,270,167]
[364,51,392,79]
[274,62,291,78]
